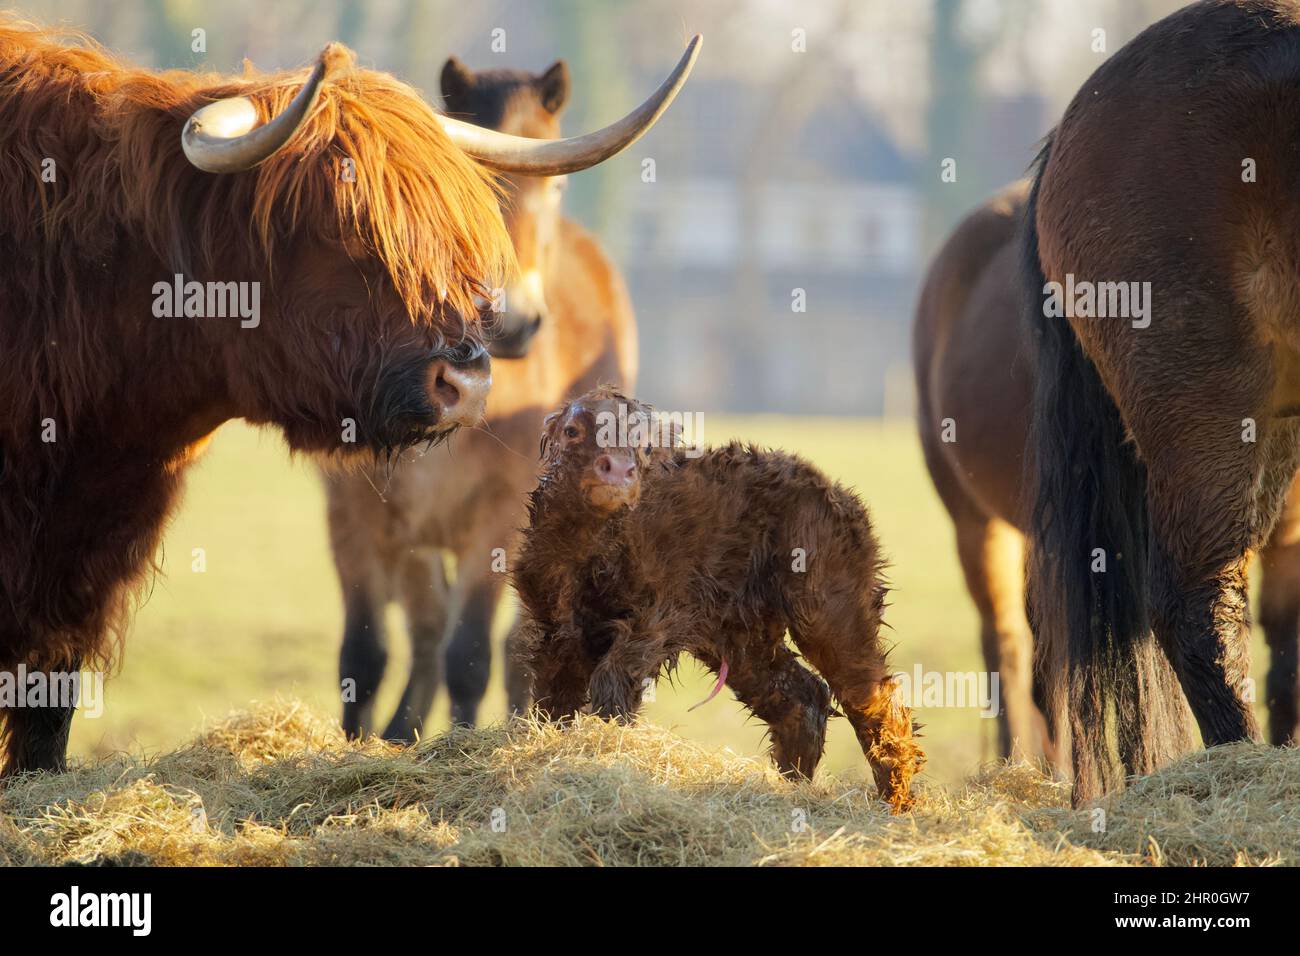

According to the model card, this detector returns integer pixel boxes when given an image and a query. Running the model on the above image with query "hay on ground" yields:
[0,699,1292,866]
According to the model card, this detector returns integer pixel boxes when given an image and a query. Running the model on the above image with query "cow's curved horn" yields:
[437,34,702,175]
[181,45,341,173]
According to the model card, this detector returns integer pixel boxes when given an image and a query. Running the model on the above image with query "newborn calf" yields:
[512,386,925,811]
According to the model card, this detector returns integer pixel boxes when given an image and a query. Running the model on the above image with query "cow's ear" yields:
[441,57,475,114]
[537,60,570,114]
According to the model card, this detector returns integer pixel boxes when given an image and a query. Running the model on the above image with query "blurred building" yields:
[614,72,921,415]
[611,71,1047,416]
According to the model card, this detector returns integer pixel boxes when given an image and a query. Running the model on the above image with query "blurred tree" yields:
[336,0,365,50]
[396,0,438,95]
[920,0,998,252]
[550,0,631,238]
[725,0,855,409]
[146,0,201,68]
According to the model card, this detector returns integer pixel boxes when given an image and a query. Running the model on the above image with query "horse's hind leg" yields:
[714,639,831,780]
[954,515,1042,760]
[792,606,925,811]
[382,550,451,742]
[1144,418,1298,749]
[1259,486,1300,745]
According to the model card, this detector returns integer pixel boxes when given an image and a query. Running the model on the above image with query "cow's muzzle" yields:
[426,343,491,429]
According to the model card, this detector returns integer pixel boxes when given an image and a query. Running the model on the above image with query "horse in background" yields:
[323,58,637,739]
[916,179,1300,765]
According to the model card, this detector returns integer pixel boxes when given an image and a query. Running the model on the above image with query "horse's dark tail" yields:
[1020,135,1193,804]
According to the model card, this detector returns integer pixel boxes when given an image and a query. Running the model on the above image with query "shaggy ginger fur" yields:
[513,387,926,811]
[0,18,513,774]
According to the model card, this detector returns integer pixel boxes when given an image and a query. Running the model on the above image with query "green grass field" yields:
[67,416,1272,788]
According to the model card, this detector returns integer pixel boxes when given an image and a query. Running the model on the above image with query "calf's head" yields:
[539,386,667,513]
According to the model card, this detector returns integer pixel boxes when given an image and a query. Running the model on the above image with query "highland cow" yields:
[0,20,698,775]
[512,387,926,811]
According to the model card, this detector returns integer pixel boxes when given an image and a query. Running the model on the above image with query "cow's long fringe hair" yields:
[1021,134,1195,804]
[0,17,512,333]
[0,17,513,682]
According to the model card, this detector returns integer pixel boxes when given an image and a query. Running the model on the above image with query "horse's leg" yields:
[1,657,80,775]
[954,515,1041,760]
[338,584,390,740]
[445,573,506,727]
[1259,482,1300,745]
[1144,421,1298,749]
[326,475,394,740]
[382,550,451,742]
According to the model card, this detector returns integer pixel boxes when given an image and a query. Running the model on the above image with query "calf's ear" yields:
[539,408,564,461]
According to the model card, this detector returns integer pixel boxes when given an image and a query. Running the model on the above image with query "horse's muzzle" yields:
[485,312,544,360]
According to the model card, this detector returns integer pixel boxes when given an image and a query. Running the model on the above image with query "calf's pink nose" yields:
[594,453,636,486]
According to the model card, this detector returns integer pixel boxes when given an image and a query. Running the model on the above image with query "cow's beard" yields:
[357,354,451,456]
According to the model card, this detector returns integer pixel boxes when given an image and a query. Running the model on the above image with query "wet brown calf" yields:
[513,387,925,811]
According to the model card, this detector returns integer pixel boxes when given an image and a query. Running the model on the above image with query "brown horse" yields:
[1023,0,1300,802]
[324,58,637,739]
[0,19,697,774]
[917,179,1300,764]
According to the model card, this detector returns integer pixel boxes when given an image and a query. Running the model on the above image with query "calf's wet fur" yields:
[512,386,926,811]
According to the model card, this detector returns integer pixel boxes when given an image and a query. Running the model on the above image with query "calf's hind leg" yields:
[793,605,924,811]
